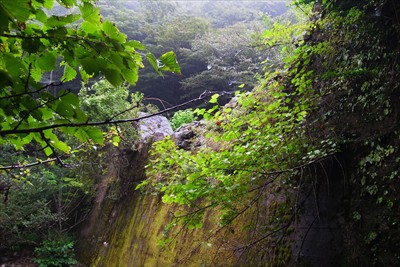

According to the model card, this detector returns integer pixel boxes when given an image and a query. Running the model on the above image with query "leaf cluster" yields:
[0,0,180,161]
[169,109,197,131]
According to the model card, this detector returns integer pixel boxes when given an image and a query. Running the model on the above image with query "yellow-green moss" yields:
[77,145,289,266]
[90,194,216,266]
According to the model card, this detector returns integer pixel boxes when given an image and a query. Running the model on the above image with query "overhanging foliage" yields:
[0,0,180,159]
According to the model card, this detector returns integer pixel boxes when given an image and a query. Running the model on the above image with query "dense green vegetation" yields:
[1,0,399,266]
[144,0,400,265]
[98,0,288,104]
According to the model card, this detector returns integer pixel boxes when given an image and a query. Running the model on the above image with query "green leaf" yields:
[73,109,88,122]
[40,108,53,120]
[80,21,100,36]
[52,140,71,153]
[107,52,124,70]
[74,127,89,142]
[121,67,138,85]
[209,94,220,104]
[43,146,53,156]
[80,57,100,76]
[34,9,48,23]
[85,127,104,145]
[4,54,25,76]
[79,67,91,83]
[126,40,146,50]
[79,2,101,25]
[31,67,43,82]
[47,26,68,39]
[112,135,120,147]
[103,68,122,87]
[60,126,77,136]
[59,90,79,108]
[57,0,76,8]
[61,65,77,82]
[55,101,74,117]
[42,0,54,10]
[0,0,30,22]
[135,180,148,190]
[159,51,181,75]
[102,21,125,42]
[47,14,80,27]
[20,96,37,111]
[22,38,43,54]
[41,91,55,102]
[37,51,57,72]
[146,52,161,75]
[0,70,11,89]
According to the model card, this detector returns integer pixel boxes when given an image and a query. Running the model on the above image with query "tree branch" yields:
[0,81,64,100]
[0,90,221,136]
[0,156,66,171]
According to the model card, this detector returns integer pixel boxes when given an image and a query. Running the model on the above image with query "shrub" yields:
[33,238,77,267]
[170,109,197,130]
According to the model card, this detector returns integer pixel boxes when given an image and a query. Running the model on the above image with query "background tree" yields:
[180,21,268,99]
[98,0,288,105]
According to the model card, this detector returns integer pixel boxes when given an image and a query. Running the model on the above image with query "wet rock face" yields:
[137,112,173,142]
[172,121,205,150]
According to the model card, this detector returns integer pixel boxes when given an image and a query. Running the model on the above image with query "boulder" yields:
[137,112,173,142]
[172,121,204,150]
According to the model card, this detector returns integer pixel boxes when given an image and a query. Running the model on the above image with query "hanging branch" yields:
[0,91,234,170]
[0,90,230,136]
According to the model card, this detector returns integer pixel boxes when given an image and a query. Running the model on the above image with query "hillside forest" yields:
[0,0,400,266]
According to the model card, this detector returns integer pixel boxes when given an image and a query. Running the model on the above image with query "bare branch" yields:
[0,157,65,171]
[0,90,222,136]
[39,132,65,167]
[0,81,64,100]
[105,102,140,122]
[12,90,72,131]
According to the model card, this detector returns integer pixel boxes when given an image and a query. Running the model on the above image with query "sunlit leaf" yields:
[121,67,138,85]
[79,2,101,25]
[61,65,77,82]
[79,67,91,83]
[57,0,76,8]
[52,140,71,153]
[47,14,80,27]
[85,127,104,145]
[40,108,53,120]
[112,135,120,147]
[42,0,54,10]
[209,94,220,104]
[80,20,100,35]
[146,52,161,75]
[102,21,125,42]
[126,40,146,50]
[159,51,181,75]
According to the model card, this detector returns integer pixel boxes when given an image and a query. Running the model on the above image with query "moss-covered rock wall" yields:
[76,143,262,266]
